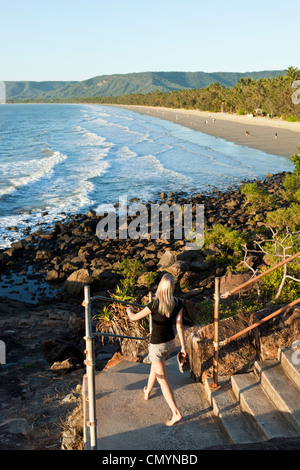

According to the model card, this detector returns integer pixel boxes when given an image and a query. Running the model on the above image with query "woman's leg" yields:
[144,363,156,400]
[152,359,182,426]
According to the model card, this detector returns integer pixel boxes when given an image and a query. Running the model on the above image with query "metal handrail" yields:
[83,286,152,450]
[221,251,300,299]
[219,297,300,347]
[210,251,300,389]
[91,295,144,308]
[91,294,151,340]
[94,332,150,340]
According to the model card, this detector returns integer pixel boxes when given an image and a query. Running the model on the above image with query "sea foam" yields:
[0,150,67,197]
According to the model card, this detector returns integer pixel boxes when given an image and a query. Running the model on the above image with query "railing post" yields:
[84,285,97,450]
[210,277,220,390]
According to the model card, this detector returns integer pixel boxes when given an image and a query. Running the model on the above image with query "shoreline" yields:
[0,171,298,450]
[115,105,300,158]
[0,171,290,305]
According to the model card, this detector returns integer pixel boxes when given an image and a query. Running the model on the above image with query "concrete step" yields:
[86,355,231,450]
[279,346,300,390]
[231,372,296,441]
[205,377,263,445]
[255,359,300,434]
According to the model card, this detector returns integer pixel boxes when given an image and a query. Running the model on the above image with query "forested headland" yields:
[68,66,300,121]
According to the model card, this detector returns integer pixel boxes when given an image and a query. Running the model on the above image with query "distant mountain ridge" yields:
[5,70,284,101]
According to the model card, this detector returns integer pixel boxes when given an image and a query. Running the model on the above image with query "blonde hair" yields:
[155,273,175,318]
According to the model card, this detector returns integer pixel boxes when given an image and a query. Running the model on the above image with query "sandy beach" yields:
[118,105,300,158]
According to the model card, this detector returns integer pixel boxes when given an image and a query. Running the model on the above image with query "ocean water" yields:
[0,103,293,249]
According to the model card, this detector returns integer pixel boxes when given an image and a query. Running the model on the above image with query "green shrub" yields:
[265,203,300,232]
[282,148,300,202]
[205,224,248,252]
[143,271,157,288]
[113,258,146,300]
[241,182,275,210]
[282,173,300,202]
[260,263,300,303]
[291,149,300,176]
[286,115,300,122]
[204,224,249,266]
[198,296,265,325]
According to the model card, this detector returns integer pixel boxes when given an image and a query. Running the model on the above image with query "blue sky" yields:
[1,0,299,81]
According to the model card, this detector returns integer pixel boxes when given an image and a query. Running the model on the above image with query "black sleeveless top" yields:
[146,297,183,344]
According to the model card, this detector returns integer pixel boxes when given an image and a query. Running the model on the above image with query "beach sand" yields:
[118,105,300,158]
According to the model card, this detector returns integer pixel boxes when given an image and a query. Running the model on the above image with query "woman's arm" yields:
[176,309,187,357]
[126,306,151,322]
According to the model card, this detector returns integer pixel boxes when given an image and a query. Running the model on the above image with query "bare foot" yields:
[143,386,150,401]
[166,412,182,426]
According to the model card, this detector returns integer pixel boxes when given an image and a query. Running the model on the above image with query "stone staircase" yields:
[205,346,300,445]
[83,345,300,450]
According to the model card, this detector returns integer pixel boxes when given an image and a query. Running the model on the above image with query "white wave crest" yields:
[116,146,138,159]
[75,126,114,149]
[137,154,192,184]
[0,151,67,197]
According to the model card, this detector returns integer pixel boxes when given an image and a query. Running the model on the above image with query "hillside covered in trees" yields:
[6,70,284,101]
[71,66,300,121]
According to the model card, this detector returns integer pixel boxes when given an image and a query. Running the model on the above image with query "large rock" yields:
[157,251,176,270]
[220,271,254,296]
[177,248,201,261]
[42,338,84,365]
[181,299,204,324]
[50,358,77,375]
[63,268,94,297]
[186,315,254,382]
[164,260,189,280]
[189,260,211,272]
[0,418,30,435]
[250,306,300,360]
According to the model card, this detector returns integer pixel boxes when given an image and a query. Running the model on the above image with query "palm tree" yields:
[284,66,300,81]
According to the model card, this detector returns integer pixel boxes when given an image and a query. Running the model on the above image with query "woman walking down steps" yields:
[127,273,187,426]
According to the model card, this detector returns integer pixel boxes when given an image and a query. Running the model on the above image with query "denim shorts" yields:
[148,339,175,362]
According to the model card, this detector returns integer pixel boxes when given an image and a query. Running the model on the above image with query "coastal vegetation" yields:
[72,66,300,121]
[7,67,300,120]
[5,70,284,102]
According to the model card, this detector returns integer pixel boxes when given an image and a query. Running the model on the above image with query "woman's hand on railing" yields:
[221,291,230,299]
[126,306,135,321]
[82,300,87,307]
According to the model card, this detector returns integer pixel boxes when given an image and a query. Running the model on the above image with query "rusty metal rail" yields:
[210,251,300,389]
[219,297,300,347]
[220,251,300,299]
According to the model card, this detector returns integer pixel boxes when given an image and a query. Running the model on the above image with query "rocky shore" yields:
[0,171,288,305]
[0,170,298,450]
